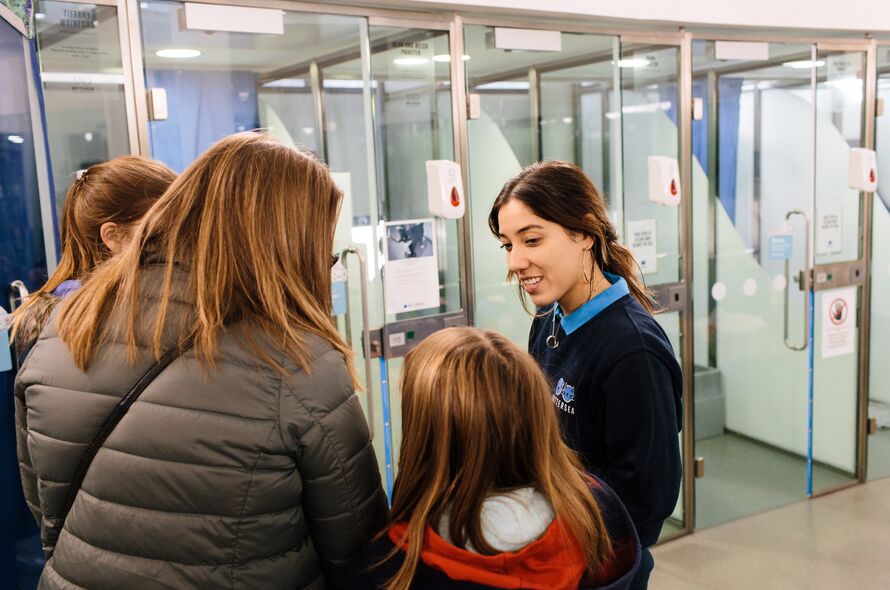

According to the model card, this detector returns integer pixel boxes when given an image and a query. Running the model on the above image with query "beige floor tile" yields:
[650,477,890,590]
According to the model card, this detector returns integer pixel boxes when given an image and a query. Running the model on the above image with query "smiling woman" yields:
[488,160,683,590]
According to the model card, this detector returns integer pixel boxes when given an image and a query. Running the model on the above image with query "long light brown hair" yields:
[385,327,613,590]
[489,160,654,313]
[11,155,175,350]
[56,132,355,381]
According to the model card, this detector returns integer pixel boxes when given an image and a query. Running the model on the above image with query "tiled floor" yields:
[694,433,851,529]
[650,477,890,590]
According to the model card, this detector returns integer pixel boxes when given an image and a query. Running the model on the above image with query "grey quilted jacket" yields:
[14,264,388,589]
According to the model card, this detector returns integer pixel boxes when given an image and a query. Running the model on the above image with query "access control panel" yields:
[368,311,468,359]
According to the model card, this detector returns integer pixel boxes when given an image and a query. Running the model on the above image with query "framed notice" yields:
[383,219,440,315]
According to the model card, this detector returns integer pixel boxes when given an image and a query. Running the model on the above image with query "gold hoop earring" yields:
[582,248,593,284]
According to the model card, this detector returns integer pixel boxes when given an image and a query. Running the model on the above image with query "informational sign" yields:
[383,218,440,315]
[768,222,794,260]
[816,207,843,255]
[821,286,856,359]
[0,307,12,372]
[626,219,657,275]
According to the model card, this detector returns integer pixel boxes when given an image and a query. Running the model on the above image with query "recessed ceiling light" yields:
[393,56,429,66]
[431,54,471,63]
[8,135,24,144]
[156,49,201,59]
[783,60,825,69]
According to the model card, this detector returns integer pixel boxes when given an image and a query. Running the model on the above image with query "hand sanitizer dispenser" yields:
[648,156,681,206]
[426,160,465,219]
[848,148,877,192]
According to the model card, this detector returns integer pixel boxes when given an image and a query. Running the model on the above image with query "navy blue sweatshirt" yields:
[529,273,682,549]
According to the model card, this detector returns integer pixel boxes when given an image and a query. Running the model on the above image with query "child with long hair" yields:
[350,327,640,590]
[489,161,683,589]
[10,155,176,358]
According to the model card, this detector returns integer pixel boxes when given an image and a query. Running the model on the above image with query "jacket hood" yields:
[386,476,640,590]
[389,518,586,590]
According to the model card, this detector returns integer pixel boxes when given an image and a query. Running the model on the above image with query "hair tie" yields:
[73,169,90,191]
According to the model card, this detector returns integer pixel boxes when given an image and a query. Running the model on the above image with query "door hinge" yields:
[694,457,705,479]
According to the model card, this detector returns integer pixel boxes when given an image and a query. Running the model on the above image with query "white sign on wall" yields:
[627,219,657,275]
[383,219,440,315]
[821,286,856,359]
[816,207,843,255]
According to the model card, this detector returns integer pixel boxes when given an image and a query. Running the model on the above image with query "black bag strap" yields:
[59,339,194,527]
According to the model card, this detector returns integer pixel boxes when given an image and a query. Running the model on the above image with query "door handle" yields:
[8,280,29,313]
[783,210,811,351]
[339,247,375,439]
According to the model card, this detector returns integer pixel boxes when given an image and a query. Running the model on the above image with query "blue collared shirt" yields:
[554,272,630,336]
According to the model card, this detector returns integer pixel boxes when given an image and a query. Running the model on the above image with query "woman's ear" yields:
[99,222,127,254]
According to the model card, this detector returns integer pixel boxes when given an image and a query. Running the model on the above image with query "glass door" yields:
[463,25,688,538]
[691,39,870,528]
[868,43,890,481]
[811,45,867,494]
[33,0,133,220]
[616,38,688,538]
[138,3,461,495]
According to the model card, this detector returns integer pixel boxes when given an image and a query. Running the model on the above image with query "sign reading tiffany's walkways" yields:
[821,286,856,359]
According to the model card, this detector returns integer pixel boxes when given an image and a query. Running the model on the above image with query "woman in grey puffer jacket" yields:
[15,132,388,589]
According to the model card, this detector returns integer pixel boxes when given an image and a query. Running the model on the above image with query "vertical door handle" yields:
[8,280,29,313]
[783,209,811,351]
[340,247,375,439]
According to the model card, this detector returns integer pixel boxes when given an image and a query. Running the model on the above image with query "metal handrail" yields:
[339,247,375,439]
[783,210,811,351]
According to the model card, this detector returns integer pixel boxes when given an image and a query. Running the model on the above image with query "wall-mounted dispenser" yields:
[648,156,681,206]
[426,160,465,219]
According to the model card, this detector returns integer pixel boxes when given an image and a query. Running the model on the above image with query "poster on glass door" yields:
[821,286,856,359]
[626,219,657,275]
[383,219,440,315]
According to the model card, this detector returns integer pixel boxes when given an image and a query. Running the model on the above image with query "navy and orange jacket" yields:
[343,476,641,590]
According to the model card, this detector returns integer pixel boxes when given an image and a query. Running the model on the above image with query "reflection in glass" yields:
[35,1,130,220]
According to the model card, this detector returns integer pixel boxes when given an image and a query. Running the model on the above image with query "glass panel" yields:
[691,40,815,528]
[869,47,890,481]
[1,17,49,585]
[620,44,681,286]
[617,42,685,537]
[811,50,865,493]
[34,0,130,219]
[367,25,456,484]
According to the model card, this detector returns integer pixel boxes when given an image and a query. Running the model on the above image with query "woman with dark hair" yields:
[489,161,682,589]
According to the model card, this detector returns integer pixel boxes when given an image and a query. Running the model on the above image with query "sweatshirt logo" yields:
[553,378,575,415]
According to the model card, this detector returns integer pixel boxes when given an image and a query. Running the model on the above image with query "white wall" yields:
[393,0,890,32]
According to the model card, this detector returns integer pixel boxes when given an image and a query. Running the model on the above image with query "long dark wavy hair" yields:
[488,160,653,314]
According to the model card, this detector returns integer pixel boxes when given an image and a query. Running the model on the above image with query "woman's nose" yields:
[507,248,529,273]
